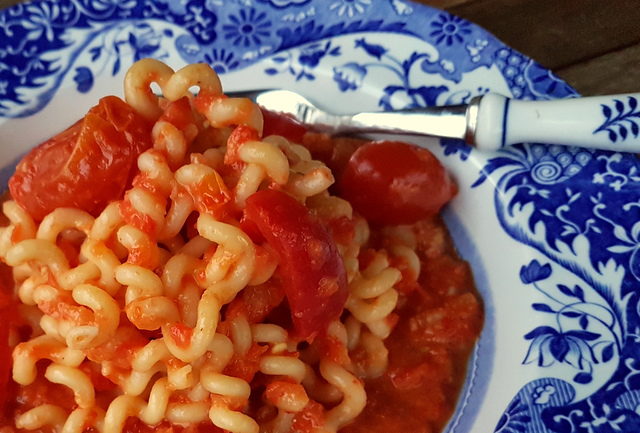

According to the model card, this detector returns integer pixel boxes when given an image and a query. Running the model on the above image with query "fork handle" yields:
[472,92,640,152]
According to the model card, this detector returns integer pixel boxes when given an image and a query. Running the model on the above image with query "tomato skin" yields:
[159,96,198,132]
[244,189,348,340]
[167,323,193,349]
[292,400,325,433]
[264,381,308,409]
[223,343,268,382]
[226,124,260,166]
[9,96,153,221]
[261,109,308,144]
[339,141,457,225]
[225,282,285,324]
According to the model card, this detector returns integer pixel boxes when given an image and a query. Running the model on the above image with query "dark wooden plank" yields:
[556,42,640,96]
[0,0,19,9]
[447,0,640,70]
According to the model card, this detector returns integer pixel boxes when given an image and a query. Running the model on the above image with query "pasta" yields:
[0,59,483,433]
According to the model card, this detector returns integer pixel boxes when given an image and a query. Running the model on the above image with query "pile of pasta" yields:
[0,59,423,433]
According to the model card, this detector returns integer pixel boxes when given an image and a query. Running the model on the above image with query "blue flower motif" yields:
[440,138,471,161]
[223,8,271,47]
[523,326,599,369]
[354,38,387,60]
[265,41,340,81]
[520,260,552,284]
[329,0,372,18]
[73,66,93,93]
[205,49,240,74]
[128,25,162,61]
[333,62,367,91]
[298,43,329,68]
[183,3,217,43]
[429,13,472,46]
[22,2,59,42]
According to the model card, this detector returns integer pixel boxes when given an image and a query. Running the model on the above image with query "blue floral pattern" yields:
[594,96,640,143]
[329,0,371,18]
[332,38,449,109]
[493,48,576,100]
[265,40,341,80]
[469,136,640,432]
[3,2,640,433]
[0,0,512,118]
[223,8,271,47]
[205,48,240,74]
[429,13,471,46]
[519,260,620,384]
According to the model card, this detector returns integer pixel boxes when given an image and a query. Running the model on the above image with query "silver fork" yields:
[232,89,469,137]
[231,89,640,153]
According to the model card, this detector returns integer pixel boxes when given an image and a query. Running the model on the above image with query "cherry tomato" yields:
[9,96,153,221]
[261,108,308,144]
[244,189,348,340]
[339,141,457,225]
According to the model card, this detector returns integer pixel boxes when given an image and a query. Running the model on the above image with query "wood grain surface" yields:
[1,0,638,95]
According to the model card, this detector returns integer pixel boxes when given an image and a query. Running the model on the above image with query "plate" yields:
[2,1,640,432]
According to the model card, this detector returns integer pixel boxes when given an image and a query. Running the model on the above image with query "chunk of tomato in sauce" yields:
[225,124,260,166]
[339,141,457,225]
[244,189,347,341]
[343,215,483,433]
[292,400,326,433]
[122,418,224,433]
[0,263,13,414]
[9,96,153,221]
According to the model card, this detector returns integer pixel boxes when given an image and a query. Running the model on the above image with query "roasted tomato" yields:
[9,96,153,221]
[339,141,457,225]
[244,189,347,340]
[261,108,308,144]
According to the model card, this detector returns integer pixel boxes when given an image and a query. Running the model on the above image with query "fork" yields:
[231,89,640,152]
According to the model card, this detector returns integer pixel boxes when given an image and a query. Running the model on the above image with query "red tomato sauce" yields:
[343,217,483,433]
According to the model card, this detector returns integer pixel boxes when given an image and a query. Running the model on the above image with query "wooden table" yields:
[1,0,638,96]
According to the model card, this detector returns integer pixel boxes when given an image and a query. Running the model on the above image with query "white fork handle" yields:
[473,93,640,152]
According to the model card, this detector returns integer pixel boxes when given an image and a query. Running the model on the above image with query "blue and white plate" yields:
[2,1,640,432]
